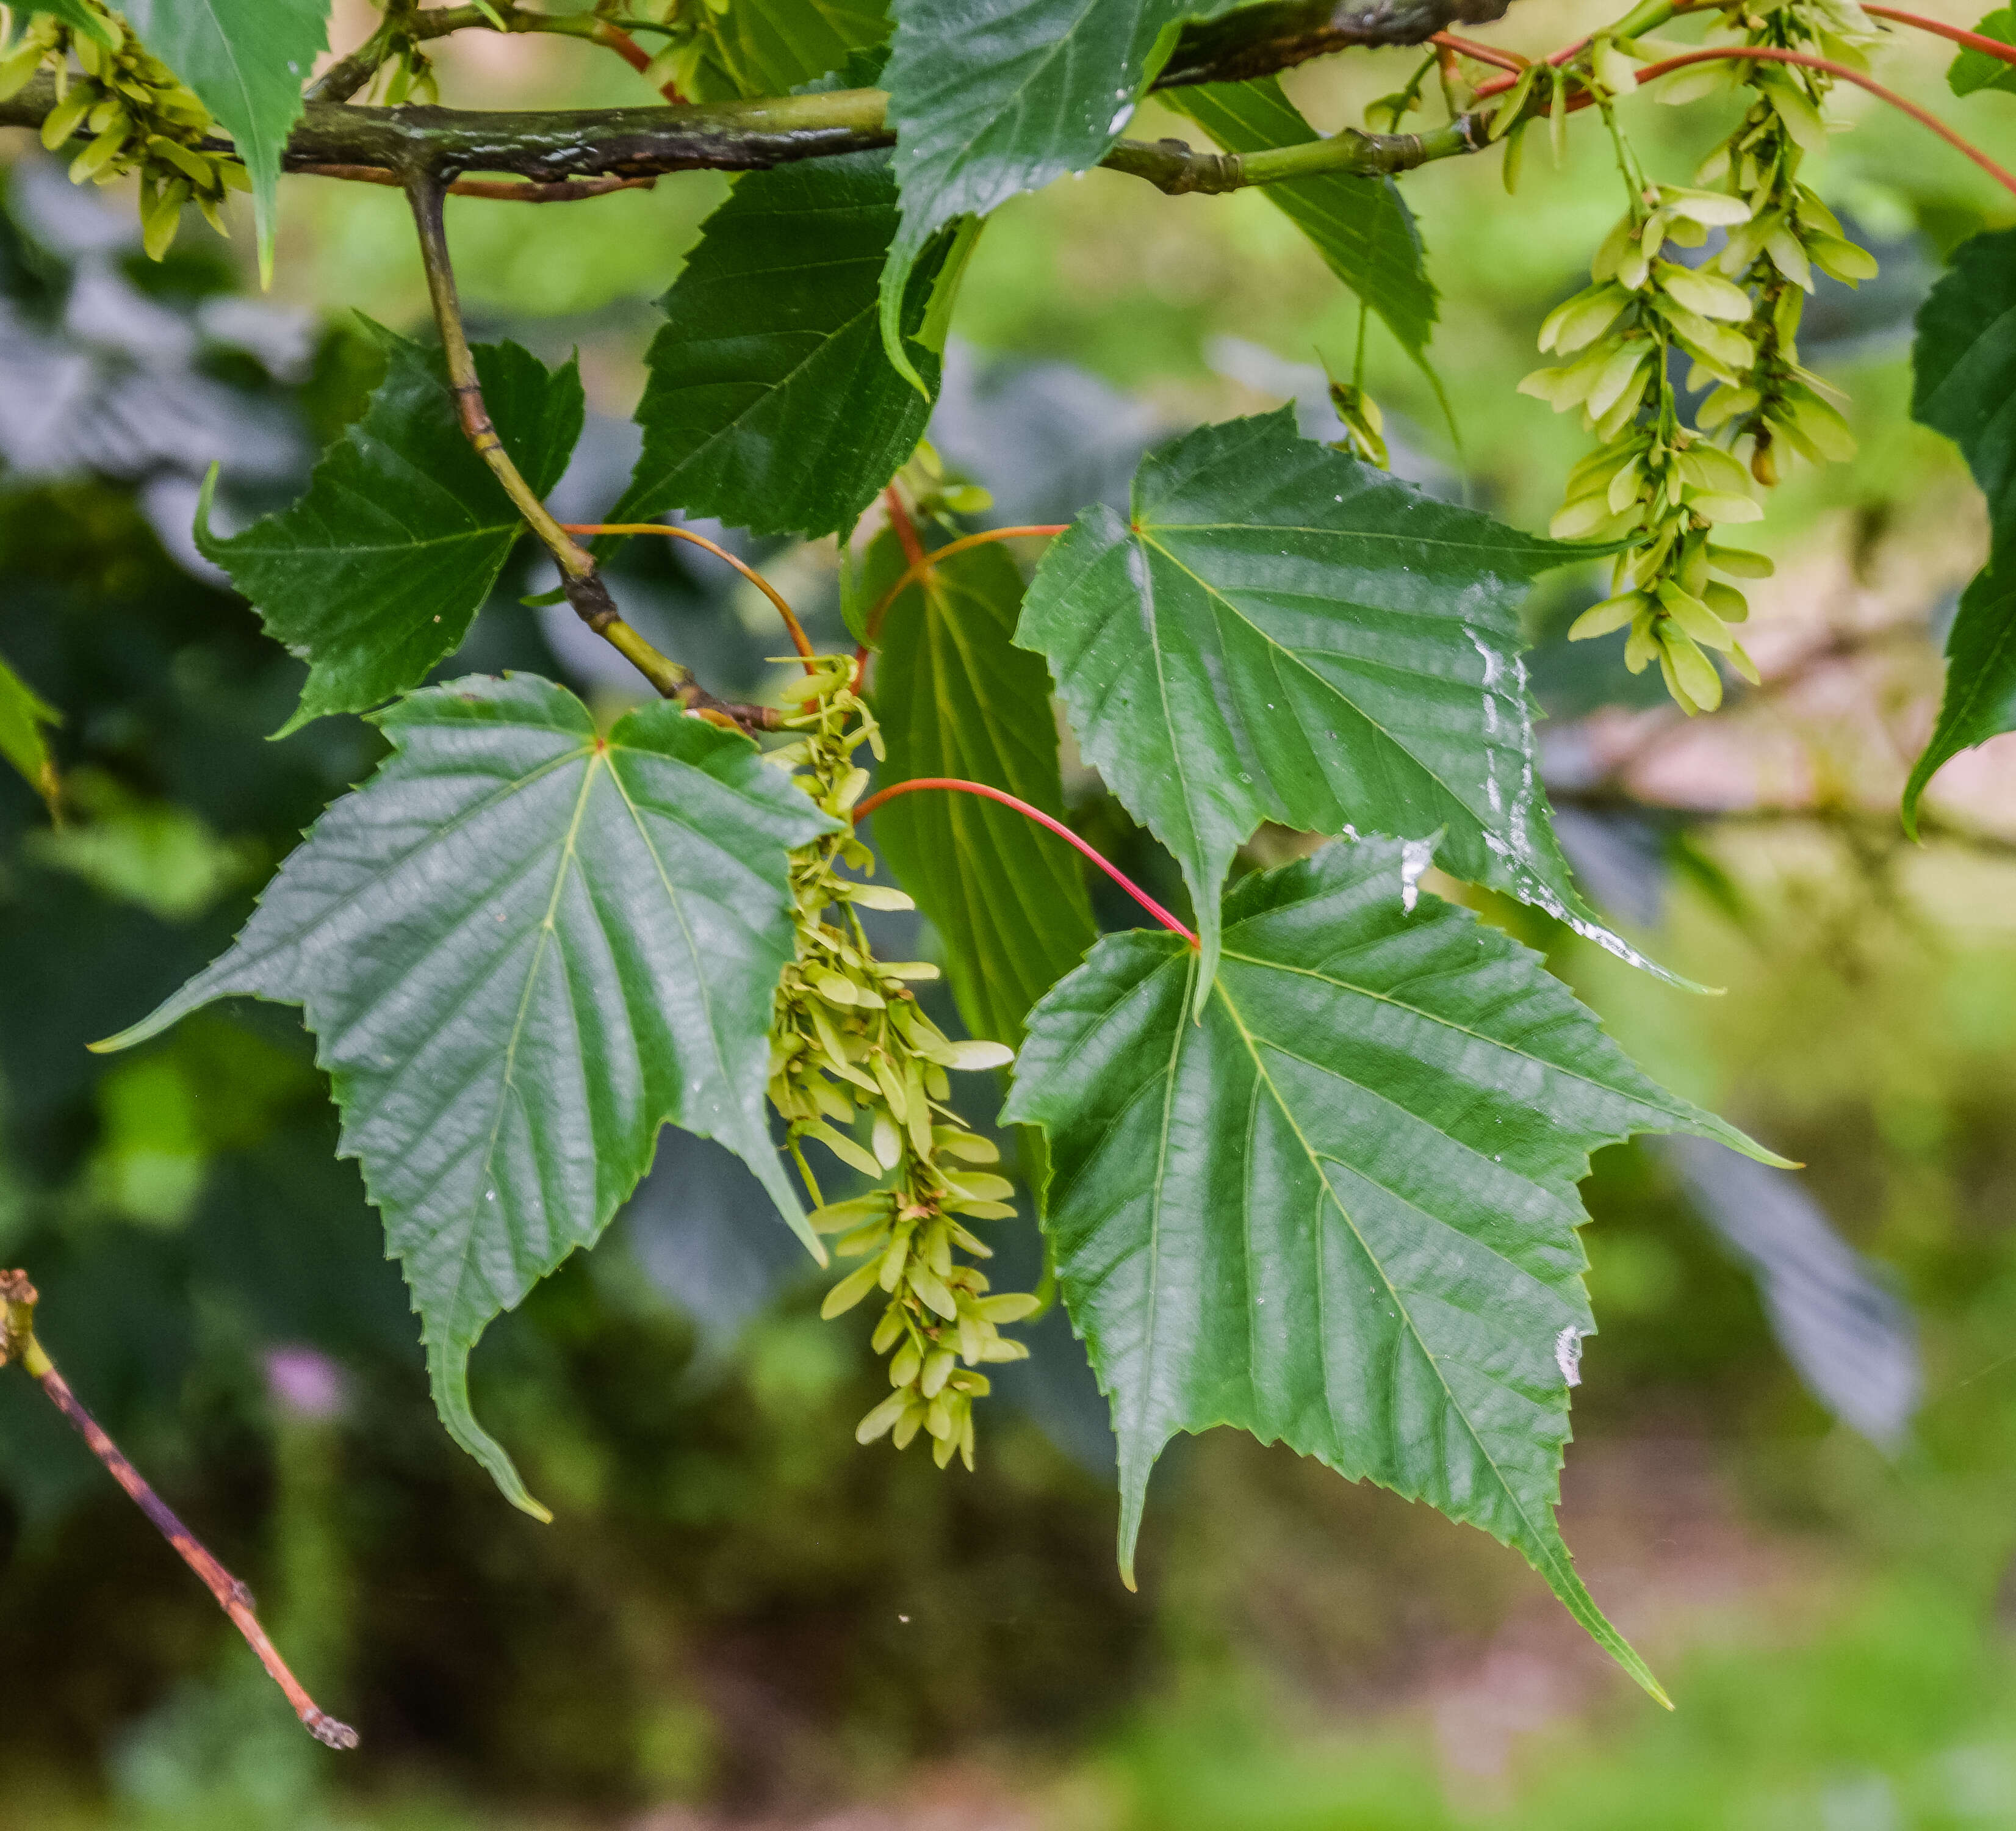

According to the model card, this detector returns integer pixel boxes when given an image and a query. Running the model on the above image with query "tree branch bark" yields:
[0,0,1521,193]
[0,75,1491,195]
[1156,0,1517,87]
[310,0,1518,103]
[0,1271,358,1750]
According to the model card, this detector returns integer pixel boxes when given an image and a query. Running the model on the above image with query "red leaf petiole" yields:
[852,778,1199,948]
[1472,42,2016,200]
[560,521,818,668]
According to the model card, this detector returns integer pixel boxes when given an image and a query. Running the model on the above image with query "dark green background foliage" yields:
[0,203,1153,1816]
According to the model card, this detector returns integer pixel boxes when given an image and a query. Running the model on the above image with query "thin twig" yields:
[0,1273,357,1750]
[1468,42,2016,197]
[309,0,1513,107]
[588,16,683,100]
[849,487,934,690]
[309,1,689,105]
[852,779,1199,945]
[1431,30,1527,70]
[299,164,658,203]
[882,488,928,574]
[404,180,773,729]
[560,522,816,666]
[1863,4,2016,64]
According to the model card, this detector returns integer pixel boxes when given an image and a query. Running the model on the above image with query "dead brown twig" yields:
[0,1270,358,1749]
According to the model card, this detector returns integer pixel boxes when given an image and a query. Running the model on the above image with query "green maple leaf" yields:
[1006,836,1785,1699]
[1905,226,2016,828]
[1949,10,2016,96]
[876,0,1244,388]
[610,150,940,543]
[677,0,891,101]
[96,676,837,1515]
[122,0,328,273]
[198,325,583,734]
[1018,408,1664,993]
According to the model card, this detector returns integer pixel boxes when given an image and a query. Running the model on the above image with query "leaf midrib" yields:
[1135,944,1200,1473]
[1134,527,1485,839]
[1145,516,1561,561]
[1220,941,1673,1119]
[233,524,516,565]
[606,749,738,1130]
[641,297,887,491]
[451,744,608,1336]
[1207,967,1567,1580]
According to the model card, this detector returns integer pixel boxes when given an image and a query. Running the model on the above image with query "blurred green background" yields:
[9,3,2016,1826]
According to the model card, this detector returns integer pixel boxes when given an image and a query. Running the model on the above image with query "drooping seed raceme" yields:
[1682,0,1879,482]
[765,657,1038,1470]
[1519,0,1877,713]
[0,0,248,261]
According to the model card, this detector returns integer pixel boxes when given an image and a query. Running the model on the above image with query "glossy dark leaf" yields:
[877,0,1242,386]
[1906,226,2016,826]
[610,151,940,542]
[198,325,583,734]
[123,0,328,265]
[1006,837,1782,1696]
[1949,10,2016,96]
[678,0,890,100]
[869,533,1095,1043]
[1018,408,1658,989]
[1164,78,1437,359]
[96,676,837,1515]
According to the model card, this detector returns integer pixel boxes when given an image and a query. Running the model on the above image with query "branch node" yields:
[0,1268,37,1367]
[564,571,621,634]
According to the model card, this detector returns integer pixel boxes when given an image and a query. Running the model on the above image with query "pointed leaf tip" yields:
[1007,837,1753,1685]
[431,1339,554,1523]
[93,677,833,1506]
[121,0,326,291]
